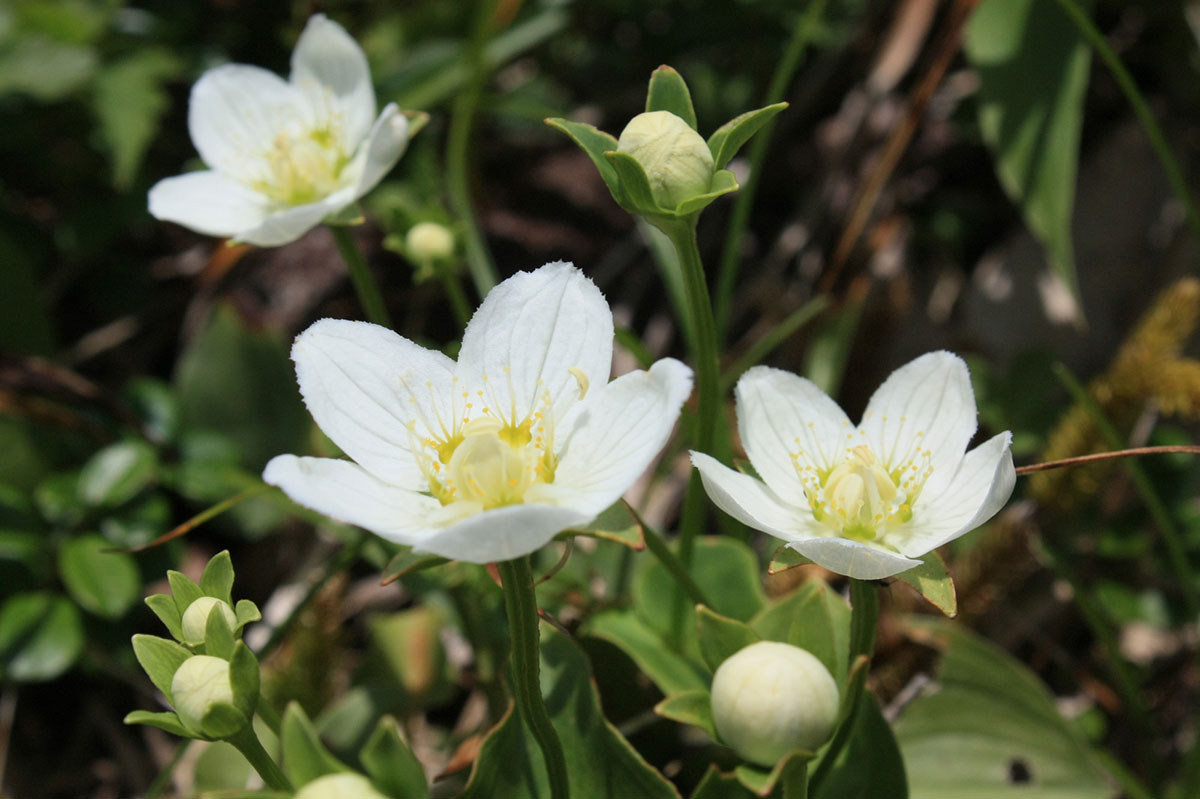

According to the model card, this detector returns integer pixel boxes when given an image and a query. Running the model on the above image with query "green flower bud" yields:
[180,596,238,645]
[295,773,389,799]
[406,221,455,264]
[171,655,235,734]
[617,111,714,210]
[710,641,839,766]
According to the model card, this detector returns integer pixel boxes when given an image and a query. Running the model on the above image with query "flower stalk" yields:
[497,556,570,799]
[848,579,879,664]
[227,725,292,793]
[331,225,392,328]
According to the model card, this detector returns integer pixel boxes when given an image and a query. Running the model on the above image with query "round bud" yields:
[295,773,390,799]
[171,655,235,734]
[710,641,840,766]
[617,111,714,210]
[180,596,238,644]
[406,221,455,263]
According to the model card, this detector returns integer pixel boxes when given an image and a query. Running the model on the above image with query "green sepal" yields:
[655,690,718,741]
[558,500,645,550]
[645,64,698,130]
[234,598,261,630]
[892,550,957,617]
[131,634,191,704]
[281,701,351,787]
[381,547,450,585]
[544,118,624,204]
[204,601,237,659]
[674,169,739,217]
[199,550,235,604]
[692,764,756,798]
[124,709,190,737]
[604,150,667,216]
[145,593,184,641]
[697,605,760,673]
[199,700,251,740]
[707,102,788,170]
[167,570,204,617]
[324,203,366,226]
[361,715,430,799]
[735,750,816,797]
[228,641,261,718]
[766,545,806,575]
[404,109,430,137]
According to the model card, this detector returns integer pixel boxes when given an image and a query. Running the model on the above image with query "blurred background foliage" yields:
[3,0,1200,796]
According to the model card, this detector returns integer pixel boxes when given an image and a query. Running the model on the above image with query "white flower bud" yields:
[171,655,235,733]
[180,596,238,644]
[617,110,714,210]
[406,222,455,263]
[710,641,839,766]
[295,773,389,799]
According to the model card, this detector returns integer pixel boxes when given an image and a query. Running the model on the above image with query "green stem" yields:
[1052,0,1200,243]
[256,699,282,737]
[446,0,500,297]
[781,757,809,799]
[497,557,570,799]
[635,510,712,608]
[848,579,879,664]
[330,226,392,328]
[720,296,829,393]
[440,268,474,330]
[145,740,191,798]
[228,725,292,793]
[713,0,829,341]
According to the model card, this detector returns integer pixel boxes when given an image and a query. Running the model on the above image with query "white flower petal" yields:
[348,104,409,200]
[891,431,1015,558]
[148,171,268,238]
[188,64,305,179]
[290,14,375,146]
[232,192,351,247]
[457,262,614,422]
[736,366,853,506]
[554,358,692,516]
[859,351,977,486]
[691,452,816,539]
[291,319,456,490]
[787,537,922,580]
[263,455,440,540]
[414,503,592,564]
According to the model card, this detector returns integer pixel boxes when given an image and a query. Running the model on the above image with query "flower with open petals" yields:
[148,15,410,247]
[692,352,1015,580]
[264,262,692,563]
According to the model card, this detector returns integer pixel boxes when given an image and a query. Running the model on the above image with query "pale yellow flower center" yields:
[409,367,589,510]
[254,125,348,206]
[792,425,933,541]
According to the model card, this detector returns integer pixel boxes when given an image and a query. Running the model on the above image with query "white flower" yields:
[296,774,388,799]
[148,14,409,247]
[692,352,1015,580]
[710,641,839,765]
[264,262,692,563]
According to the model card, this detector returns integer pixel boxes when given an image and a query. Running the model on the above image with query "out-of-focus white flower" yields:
[693,352,1015,580]
[179,596,238,645]
[171,655,235,734]
[148,15,409,247]
[295,774,389,799]
[264,262,692,563]
[405,221,455,264]
[617,110,715,210]
[710,641,839,766]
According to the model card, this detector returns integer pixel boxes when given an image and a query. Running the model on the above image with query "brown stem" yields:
[1015,445,1200,476]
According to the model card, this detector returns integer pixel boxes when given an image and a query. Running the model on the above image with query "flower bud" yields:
[180,596,238,645]
[617,111,714,210]
[171,655,235,734]
[295,773,389,799]
[710,641,839,766]
[406,221,455,264]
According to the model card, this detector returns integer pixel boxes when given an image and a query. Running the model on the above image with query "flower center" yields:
[793,440,932,542]
[255,126,348,206]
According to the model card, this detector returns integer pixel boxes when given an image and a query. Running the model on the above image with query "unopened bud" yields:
[710,641,839,766]
[171,655,235,733]
[406,221,455,263]
[617,111,714,210]
[180,596,238,644]
[295,773,389,799]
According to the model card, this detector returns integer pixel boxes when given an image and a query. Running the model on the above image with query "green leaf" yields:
[655,690,717,741]
[893,550,957,617]
[0,35,96,100]
[751,581,850,685]
[381,547,450,584]
[809,694,906,799]
[123,378,181,445]
[77,439,158,508]
[645,65,698,130]
[460,627,680,798]
[123,709,188,737]
[639,536,766,631]
[697,605,760,672]
[0,592,84,682]
[57,534,140,619]
[692,765,757,799]
[167,570,204,616]
[33,472,85,527]
[281,702,352,787]
[361,716,430,799]
[964,0,1091,315]
[234,599,262,630]
[586,609,709,695]
[145,593,184,641]
[200,550,236,604]
[131,634,190,702]
[674,168,739,216]
[92,49,180,188]
[544,118,624,204]
[99,491,170,549]
[707,103,788,170]
[894,618,1114,798]
[561,500,645,550]
[605,150,666,215]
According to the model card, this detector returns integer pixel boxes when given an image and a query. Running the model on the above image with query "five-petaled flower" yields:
[264,262,693,563]
[148,14,410,247]
[692,352,1015,580]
